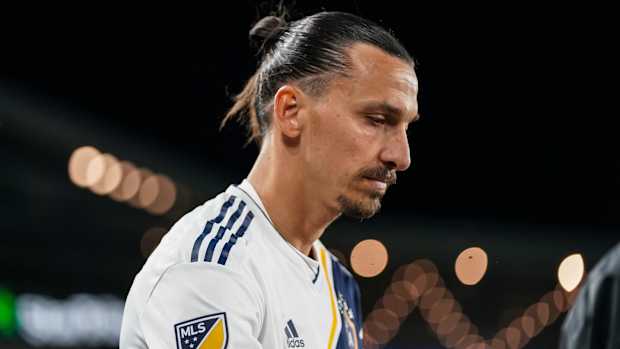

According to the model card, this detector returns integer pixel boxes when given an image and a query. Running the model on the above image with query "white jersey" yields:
[120,179,363,349]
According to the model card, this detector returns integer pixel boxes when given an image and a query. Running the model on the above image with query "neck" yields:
[247,137,340,256]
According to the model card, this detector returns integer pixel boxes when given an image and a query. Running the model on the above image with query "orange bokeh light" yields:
[350,239,389,278]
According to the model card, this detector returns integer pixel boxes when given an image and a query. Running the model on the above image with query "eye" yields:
[366,115,386,126]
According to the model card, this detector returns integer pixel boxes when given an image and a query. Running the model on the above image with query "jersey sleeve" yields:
[140,262,264,349]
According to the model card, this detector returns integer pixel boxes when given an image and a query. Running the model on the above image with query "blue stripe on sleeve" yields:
[190,196,236,262]
[204,200,246,262]
[217,210,254,265]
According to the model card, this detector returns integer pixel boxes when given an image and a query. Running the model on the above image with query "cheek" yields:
[305,112,357,177]
[314,119,346,164]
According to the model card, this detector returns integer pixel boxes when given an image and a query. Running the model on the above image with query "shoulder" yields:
[314,243,360,297]
[151,262,263,306]
[327,249,360,292]
[186,188,262,267]
[147,185,267,274]
[140,262,265,343]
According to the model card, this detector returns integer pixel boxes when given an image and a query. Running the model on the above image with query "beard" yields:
[337,191,383,219]
[337,166,397,220]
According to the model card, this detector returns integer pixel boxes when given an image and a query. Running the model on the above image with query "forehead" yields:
[329,43,418,114]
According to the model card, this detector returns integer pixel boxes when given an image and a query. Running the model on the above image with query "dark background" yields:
[1,2,617,348]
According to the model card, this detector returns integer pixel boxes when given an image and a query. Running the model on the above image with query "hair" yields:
[221,10,415,146]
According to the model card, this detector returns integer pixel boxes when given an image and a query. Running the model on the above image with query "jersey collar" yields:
[229,179,322,283]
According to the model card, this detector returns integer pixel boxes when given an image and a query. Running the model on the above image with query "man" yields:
[120,10,418,349]
[560,242,620,349]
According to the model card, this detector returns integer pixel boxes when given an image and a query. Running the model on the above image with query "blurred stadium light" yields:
[0,289,124,347]
[557,253,585,292]
[68,146,178,215]
[455,247,488,286]
[350,239,389,278]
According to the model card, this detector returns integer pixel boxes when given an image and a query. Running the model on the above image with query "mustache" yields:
[359,166,397,185]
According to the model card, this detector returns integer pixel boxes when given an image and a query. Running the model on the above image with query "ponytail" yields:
[221,71,262,146]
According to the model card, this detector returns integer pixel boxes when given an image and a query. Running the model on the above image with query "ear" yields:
[272,84,304,138]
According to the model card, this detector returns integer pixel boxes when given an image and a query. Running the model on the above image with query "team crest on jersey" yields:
[174,312,228,349]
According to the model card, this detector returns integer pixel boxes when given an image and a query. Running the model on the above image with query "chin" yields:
[337,193,382,220]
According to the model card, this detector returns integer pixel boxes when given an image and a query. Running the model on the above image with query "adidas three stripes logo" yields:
[191,196,255,265]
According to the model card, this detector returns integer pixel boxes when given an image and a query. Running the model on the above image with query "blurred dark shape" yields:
[559,242,620,349]
[140,227,168,258]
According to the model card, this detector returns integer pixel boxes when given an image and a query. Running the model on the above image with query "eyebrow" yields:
[362,101,421,123]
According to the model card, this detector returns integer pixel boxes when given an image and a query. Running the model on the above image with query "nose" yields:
[379,128,411,172]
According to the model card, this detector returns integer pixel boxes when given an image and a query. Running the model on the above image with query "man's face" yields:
[302,43,419,219]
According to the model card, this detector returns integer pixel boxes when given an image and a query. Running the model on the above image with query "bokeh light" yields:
[523,303,545,337]
[504,326,521,349]
[535,301,550,327]
[427,298,457,324]
[350,239,388,278]
[145,175,177,215]
[360,255,584,349]
[520,315,535,339]
[455,247,488,286]
[441,315,470,347]
[68,146,101,187]
[456,334,483,349]
[541,290,563,325]
[109,161,139,202]
[435,311,463,337]
[388,280,420,308]
[128,168,153,208]
[419,285,447,312]
[90,153,122,195]
[84,152,109,188]
[464,342,488,349]
[558,253,585,292]
[138,174,160,208]
[363,320,389,346]
[403,262,425,282]
[489,338,507,349]
[382,292,411,318]
[69,147,180,215]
